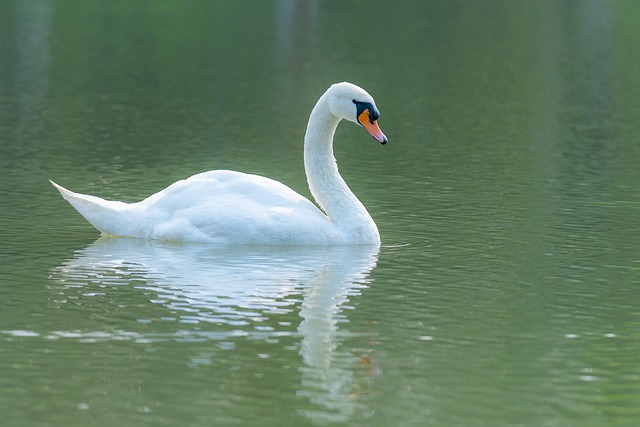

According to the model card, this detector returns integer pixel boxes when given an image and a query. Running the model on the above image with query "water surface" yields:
[1,1,639,426]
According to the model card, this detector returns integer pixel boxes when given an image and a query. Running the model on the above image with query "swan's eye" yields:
[353,100,378,125]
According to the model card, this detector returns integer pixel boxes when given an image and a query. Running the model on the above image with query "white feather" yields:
[51,82,386,245]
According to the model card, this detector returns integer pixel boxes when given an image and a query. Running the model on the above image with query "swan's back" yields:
[53,171,345,245]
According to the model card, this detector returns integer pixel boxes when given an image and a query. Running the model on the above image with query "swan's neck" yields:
[303,95,380,244]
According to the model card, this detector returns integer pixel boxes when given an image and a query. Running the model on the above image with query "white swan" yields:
[51,82,388,245]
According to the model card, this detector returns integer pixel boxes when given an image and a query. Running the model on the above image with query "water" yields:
[1,1,640,426]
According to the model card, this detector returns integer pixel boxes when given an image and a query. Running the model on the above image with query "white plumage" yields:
[51,82,388,245]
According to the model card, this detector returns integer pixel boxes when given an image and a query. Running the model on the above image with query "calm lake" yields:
[1,1,639,426]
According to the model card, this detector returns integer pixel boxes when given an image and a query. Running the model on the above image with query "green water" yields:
[1,1,640,426]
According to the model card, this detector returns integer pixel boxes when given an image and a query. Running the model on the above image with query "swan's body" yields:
[51,82,388,245]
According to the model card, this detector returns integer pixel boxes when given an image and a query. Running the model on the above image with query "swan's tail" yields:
[50,180,132,236]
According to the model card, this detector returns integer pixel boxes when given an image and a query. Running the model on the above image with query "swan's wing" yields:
[53,171,343,244]
[140,170,316,212]
[136,170,341,244]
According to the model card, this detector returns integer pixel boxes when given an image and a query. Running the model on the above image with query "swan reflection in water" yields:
[52,237,380,422]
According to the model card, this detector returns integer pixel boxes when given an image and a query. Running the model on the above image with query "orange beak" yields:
[358,110,388,145]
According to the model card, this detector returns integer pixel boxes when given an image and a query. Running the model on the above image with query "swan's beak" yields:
[358,109,388,145]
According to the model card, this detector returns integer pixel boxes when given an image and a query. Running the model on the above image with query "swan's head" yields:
[327,82,388,145]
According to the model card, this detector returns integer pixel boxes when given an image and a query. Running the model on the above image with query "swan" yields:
[51,82,388,245]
